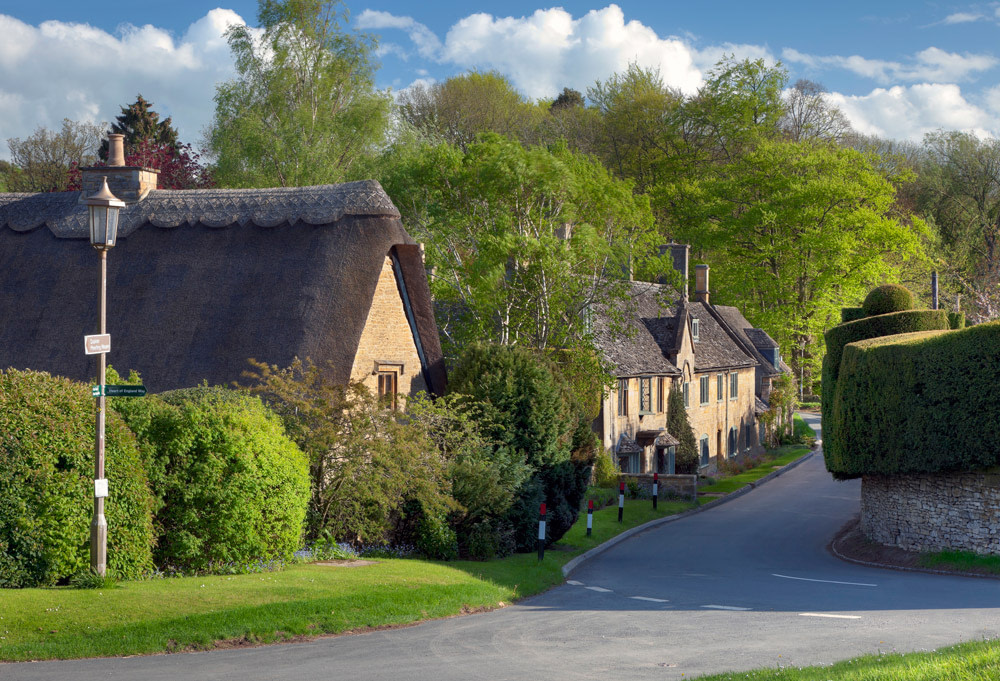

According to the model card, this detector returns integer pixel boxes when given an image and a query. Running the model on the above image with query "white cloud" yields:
[0,10,244,159]
[693,43,778,75]
[782,46,997,84]
[357,10,441,60]
[826,83,997,140]
[943,12,984,24]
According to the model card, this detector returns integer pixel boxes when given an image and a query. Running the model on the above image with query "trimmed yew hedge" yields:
[841,307,866,323]
[0,369,154,587]
[862,283,915,316]
[826,323,1000,478]
[949,311,966,329]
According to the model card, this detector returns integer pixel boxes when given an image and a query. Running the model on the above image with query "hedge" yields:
[0,369,154,587]
[125,386,309,571]
[841,307,866,323]
[862,284,914,317]
[949,311,966,329]
[825,323,1000,478]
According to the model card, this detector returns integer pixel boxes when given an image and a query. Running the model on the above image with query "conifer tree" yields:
[666,382,699,473]
[98,94,179,161]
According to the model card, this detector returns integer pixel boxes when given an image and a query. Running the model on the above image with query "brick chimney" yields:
[660,242,690,300]
[695,264,710,304]
[80,134,158,204]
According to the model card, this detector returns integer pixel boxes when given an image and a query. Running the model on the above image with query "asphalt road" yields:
[9,413,1000,680]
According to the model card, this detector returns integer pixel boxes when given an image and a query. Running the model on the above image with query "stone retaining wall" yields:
[618,473,698,501]
[861,472,1000,555]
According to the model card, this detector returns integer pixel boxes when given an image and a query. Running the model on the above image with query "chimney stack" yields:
[80,135,158,205]
[695,264,710,304]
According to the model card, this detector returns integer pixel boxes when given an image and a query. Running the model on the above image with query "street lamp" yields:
[85,176,125,577]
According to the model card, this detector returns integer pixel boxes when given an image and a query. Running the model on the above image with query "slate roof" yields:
[0,181,446,394]
[591,281,682,376]
[712,305,789,376]
[687,302,756,371]
[755,396,770,416]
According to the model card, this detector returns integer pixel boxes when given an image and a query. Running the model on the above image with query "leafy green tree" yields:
[99,94,179,161]
[381,133,663,362]
[665,382,698,473]
[208,0,391,187]
[551,87,585,111]
[6,118,105,192]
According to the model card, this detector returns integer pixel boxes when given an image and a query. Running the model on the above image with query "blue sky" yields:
[3,1,1000,156]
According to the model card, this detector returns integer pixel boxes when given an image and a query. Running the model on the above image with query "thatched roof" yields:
[0,181,446,394]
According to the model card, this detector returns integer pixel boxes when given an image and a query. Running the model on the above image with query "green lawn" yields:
[793,413,817,442]
[698,446,812,494]
[919,550,1000,576]
[0,497,692,661]
[694,638,1000,680]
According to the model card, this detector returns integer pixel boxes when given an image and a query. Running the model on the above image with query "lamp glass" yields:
[88,204,120,249]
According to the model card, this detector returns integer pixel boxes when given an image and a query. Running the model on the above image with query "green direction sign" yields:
[91,385,147,397]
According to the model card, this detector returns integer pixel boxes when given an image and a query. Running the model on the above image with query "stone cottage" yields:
[0,140,446,400]
[592,244,787,473]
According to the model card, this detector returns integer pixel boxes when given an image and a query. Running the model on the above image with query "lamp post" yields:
[85,176,125,576]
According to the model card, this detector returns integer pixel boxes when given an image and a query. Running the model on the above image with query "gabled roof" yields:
[0,181,446,394]
[591,281,682,376]
[712,305,789,377]
[687,302,756,371]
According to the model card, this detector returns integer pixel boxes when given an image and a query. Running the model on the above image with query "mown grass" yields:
[0,497,693,662]
[694,638,1000,680]
[697,446,812,494]
[919,550,1000,576]
[793,413,817,441]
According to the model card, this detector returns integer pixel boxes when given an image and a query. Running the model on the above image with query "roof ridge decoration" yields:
[0,180,400,238]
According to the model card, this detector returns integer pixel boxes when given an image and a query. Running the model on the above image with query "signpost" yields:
[91,385,147,397]
[84,334,111,355]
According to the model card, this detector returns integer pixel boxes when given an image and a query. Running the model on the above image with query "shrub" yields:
[0,369,154,587]
[862,283,915,317]
[666,382,699,472]
[415,512,459,560]
[826,324,1000,478]
[841,307,866,323]
[949,311,966,329]
[592,449,619,488]
[125,386,309,571]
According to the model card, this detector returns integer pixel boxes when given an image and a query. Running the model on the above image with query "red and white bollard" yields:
[586,499,594,536]
[618,481,625,523]
[537,502,547,561]
[653,472,659,510]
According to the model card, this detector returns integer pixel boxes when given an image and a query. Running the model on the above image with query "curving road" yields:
[9,413,1000,680]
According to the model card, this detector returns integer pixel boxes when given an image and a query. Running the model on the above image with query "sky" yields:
[3,1,1000,158]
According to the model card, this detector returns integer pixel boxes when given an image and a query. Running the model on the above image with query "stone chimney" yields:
[695,264,710,304]
[80,134,158,204]
[660,242,690,299]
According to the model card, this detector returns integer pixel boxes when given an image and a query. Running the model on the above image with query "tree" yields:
[781,80,852,143]
[380,133,664,362]
[551,87,585,111]
[665,382,698,472]
[68,138,213,191]
[398,71,547,150]
[6,118,105,192]
[207,0,391,188]
[99,94,179,161]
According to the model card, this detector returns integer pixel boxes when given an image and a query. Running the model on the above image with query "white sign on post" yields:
[94,479,109,498]
[85,334,111,355]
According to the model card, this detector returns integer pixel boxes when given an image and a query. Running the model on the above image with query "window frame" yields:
[699,375,710,406]
[639,376,653,414]
[377,370,398,410]
[656,377,665,413]
[700,434,710,466]
[683,381,690,409]
[692,317,700,343]
[729,371,738,401]
[617,378,629,416]
[717,373,724,402]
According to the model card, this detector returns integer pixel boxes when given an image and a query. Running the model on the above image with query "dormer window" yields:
[692,317,700,342]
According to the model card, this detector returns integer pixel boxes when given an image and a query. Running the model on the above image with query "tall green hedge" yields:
[125,386,309,571]
[0,370,154,587]
[826,323,1000,478]
[841,307,866,324]
[862,284,915,316]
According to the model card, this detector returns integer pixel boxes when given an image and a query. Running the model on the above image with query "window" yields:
[657,377,665,413]
[617,378,629,416]
[377,371,398,410]
[639,377,653,414]
[728,427,738,457]
[683,381,690,408]
[730,372,738,400]
[717,373,724,402]
[657,446,676,474]
[699,375,709,405]
[618,451,640,474]
[745,423,754,451]
[700,435,710,466]
[692,317,700,342]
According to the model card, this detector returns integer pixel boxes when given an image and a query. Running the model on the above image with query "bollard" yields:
[537,502,546,561]
[653,472,659,510]
[618,481,625,523]
[586,499,593,536]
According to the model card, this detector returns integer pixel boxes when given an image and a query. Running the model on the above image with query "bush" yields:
[592,449,619,488]
[841,307,866,323]
[666,382,699,472]
[826,324,1000,478]
[0,369,154,587]
[862,283,915,317]
[415,512,459,560]
[126,386,309,571]
[949,311,966,329]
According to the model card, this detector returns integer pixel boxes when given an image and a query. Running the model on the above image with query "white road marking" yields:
[630,596,669,603]
[585,586,613,593]
[566,580,583,586]
[799,613,862,620]
[772,573,877,587]
[702,605,751,611]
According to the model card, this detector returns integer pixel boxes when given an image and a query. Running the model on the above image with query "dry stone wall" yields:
[861,473,1000,555]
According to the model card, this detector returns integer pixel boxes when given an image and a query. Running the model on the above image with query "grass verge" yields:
[792,413,816,441]
[0,498,692,662]
[919,550,1000,576]
[698,446,811,494]
[693,638,1000,680]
